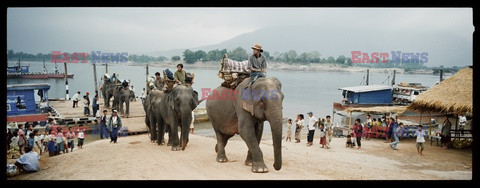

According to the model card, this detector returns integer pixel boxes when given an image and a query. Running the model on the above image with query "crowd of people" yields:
[283,112,451,156]
[72,90,100,117]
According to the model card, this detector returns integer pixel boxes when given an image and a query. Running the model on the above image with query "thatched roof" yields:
[346,106,408,114]
[409,67,472,115]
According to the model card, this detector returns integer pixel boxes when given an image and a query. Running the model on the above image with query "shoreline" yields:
[123,61,436,74]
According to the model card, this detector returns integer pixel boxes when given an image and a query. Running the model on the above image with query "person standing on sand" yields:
[319,124,326,148]
[72,91,80,108]
[83,95,90,116]
[77,128,85,149]
[108,110,122,143]
[324,115,333,149]
[66,128,75,153]
[92,94,98,118]
[353,118,363,149]
[441,115,452,149]
[295,114,304,143]
[306,112,318,146]
[285,119,293,142]
[18,124,26,155]
[55,127,65,155]
[100,110,109,139]
[414,125,426,156]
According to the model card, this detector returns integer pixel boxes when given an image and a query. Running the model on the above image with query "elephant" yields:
[143,87,166,143]
[206,77,284,173]
[101,76,119,108]
[113,85,134,117]
[156,84,201,151]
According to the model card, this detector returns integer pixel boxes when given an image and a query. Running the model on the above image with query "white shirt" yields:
[78,131,85,139]
[415,130,426,143]
[308,116,317,131]
[459,116,467,126]
[10,136,19,147]
[83,99,89,107]
[72,93,79,101]
[111,116,118,127]
[141,90,146,98]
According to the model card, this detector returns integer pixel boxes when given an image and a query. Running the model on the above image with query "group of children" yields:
[9,124,86,158]
[285,114,333,149]
[283,114,427,155]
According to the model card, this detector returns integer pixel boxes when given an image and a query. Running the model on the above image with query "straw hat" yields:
[251,43,263,52]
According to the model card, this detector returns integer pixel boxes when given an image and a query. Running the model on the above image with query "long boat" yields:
[7,60,74,79]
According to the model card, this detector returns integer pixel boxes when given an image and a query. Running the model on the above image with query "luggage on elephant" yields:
[218,54,250,89]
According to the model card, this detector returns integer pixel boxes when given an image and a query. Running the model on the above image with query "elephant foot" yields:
[167,141,172,146]
[216,155,228,163]
[244,159,253,166]
[251,162,269,173]
[158,141,165,145]
[171,146,182,151]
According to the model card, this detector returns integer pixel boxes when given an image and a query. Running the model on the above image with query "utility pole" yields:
[392,70,396,86]
[440,69,444,82]
[366,69,369,85]
[64,62,70,100]
[93,63,98,95]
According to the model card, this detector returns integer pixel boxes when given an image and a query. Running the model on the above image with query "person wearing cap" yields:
[108,110,122,143]
[306,112,319,146]
[248,43,267,86]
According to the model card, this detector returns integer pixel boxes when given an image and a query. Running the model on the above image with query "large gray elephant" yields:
[113,85,134,117]
[101,76,119,108]
[143,87,165,143]
[206,77,284,173]
[157,84,201,151]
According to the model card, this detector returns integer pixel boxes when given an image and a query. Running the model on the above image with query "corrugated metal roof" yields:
[339,85,392,93]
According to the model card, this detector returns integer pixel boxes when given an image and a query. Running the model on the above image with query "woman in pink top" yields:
[17,124,27,154]
[66,128,76,152]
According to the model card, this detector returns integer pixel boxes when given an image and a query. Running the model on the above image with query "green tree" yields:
[228,47,248,61]
[183,49,197,64]
[171,55,181,61]
[336,55,346,65]
[195,50,207,62]
[286,50,298,62]
[326,56,335,64]
[308,51,321,63]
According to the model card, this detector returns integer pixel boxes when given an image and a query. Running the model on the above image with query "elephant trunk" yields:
[180,109,192,151]
[268,109,283,171]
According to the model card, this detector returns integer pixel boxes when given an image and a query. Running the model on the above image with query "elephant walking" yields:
[143,88,166,143]
[113,85,134,117]
[206,77,284,173]
[101,78,118,108]
[157,85,201,151]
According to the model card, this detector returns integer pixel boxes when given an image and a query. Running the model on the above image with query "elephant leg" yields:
[166,125,172,146]
[170,124,181,151]
[156,117,165,145]
[245,122,264,166]
[214,131,230,163]
[149,114,157,143]
[125,100,130,117]
[238,115,268,173]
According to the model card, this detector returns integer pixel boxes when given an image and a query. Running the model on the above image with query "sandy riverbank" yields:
[8,132,471,180]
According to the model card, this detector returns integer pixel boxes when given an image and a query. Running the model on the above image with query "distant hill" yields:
[147,25,472,67]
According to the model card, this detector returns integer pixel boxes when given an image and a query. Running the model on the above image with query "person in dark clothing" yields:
[92,94,98,117]
[99,110,109,139]
[353,118,363,149]
[108,110,122,143]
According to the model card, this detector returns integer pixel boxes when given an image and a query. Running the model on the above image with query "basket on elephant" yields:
[218,54,250,89]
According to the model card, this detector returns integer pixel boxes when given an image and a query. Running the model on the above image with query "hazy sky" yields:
[7,8,473,54]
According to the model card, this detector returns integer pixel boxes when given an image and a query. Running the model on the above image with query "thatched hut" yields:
[409,67,472,115]
[408,67,472,142]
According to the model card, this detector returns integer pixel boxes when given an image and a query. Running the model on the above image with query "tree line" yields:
[7,50,168,64]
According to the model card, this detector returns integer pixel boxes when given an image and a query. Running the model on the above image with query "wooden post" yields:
[366,69,369,85]
[429,111,432,138]
[455,115,459,140]
[348,111,352,135]
[392,70,396,86]
[105,63,108,74]
[419,111,423,126]
[93,63,98,95]
[64,62,70,100]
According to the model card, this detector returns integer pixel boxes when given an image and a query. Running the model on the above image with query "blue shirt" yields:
[16,151,41,172]
[28,138,35,147]
[93,97,98,107]
[48,141,56,152]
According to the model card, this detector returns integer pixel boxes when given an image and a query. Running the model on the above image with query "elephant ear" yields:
[190,90,199,111]
[241,85,265,116]
[168,92,175,111]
